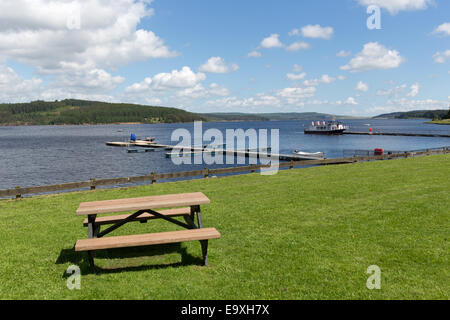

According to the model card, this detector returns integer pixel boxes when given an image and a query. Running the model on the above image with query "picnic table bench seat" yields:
[75,192,219,272]
[75,228,220,251]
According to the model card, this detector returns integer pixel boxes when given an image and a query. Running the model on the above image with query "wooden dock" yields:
[106,140,159,147]
[344,132,450,138]
[106,141,323,161]
[155,144,323,161]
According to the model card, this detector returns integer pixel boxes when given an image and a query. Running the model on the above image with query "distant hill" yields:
[201,113,268,121]
[0,99,206,125]
[373,110,448,120]
[201,112,363,121]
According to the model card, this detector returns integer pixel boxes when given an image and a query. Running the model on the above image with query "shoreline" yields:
[0,118,427,127]
[425,120,450,125]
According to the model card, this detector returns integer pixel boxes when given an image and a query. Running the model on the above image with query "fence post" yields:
[90,178,96,190]
[404,152,408,158]
[151,172,156,184]
[250,165,256,173]
[15,186,21,199]
[289,160,294,169]
[204,168,209,178]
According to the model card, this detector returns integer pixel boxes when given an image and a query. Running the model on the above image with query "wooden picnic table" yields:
[74,192,220,271]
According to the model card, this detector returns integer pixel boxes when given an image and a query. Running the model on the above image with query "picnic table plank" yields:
[76,192,210,216]
[82,207,191,226]
[75,228,221,251]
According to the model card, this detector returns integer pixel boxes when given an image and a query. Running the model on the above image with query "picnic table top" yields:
[76,192,210,216]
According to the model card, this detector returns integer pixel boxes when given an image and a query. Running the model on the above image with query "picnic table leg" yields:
[194,205,203,228]
[193,205,209,266]
[87,214,97,272]
[183,206,198,229]
[200,240,209,266]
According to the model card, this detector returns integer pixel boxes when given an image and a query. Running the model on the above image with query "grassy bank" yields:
[426,119,450,125]
[0,155,448,299]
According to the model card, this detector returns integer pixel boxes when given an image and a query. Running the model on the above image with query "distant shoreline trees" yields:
[0,99,206,125]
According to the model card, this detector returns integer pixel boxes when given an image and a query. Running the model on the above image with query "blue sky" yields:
[0,0,449,116]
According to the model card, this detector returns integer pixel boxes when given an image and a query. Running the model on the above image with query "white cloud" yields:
[407,83,420,97]
[260,34,283,48]
[0,0,176,74]
[320,74,335,84]
[338,75,347,80]
[176,84,208,99]
[0,63,126,102]
[286,41,311,52]
[56,68,125,92]
[125,77,153,93]
[126,66,206,93]
[277,87,316,104]
[433,23,450,36]
[152,67,206,89]
[248,51,262,58]
[126,69,233,103]
[433,50,450,63]
[207,94,282,110]
[0,65,43,102]
[0,0,180,100]
[356,0,433,15]
[293,64,303,72]
[301,25,334,39]
[209,83,230,96]
[145,97,162,106]
[286,72,307,81]
[337,50,351,57]
[288,29,300,36]
[341,42,405,72]
[205,83,333,111]
[367,98,449,114]
[307,99,330,105]
[303,74,336,86]
[355,81,369,92]
[345,97,358,105]
[376,84,407,96]
[199,57,239,73]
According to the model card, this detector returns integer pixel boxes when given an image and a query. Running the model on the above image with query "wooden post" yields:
[90,178,96,190]
[204,168,209,178]
[289,160,294,169]
[151,172,156,184]
[15,186,21,199]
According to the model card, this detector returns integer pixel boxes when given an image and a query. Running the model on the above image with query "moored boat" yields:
[293,150,324,159]
[304,121,349,135]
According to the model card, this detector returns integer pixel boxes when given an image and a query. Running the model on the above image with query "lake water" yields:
[0,119,448,190]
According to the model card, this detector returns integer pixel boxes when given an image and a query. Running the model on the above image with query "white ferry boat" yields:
[304,121,349,135]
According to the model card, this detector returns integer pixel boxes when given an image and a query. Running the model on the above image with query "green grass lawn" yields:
[426,119,450,125]
[0,155,449,300]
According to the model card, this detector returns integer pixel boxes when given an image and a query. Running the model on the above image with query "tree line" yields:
[0,99,206,125]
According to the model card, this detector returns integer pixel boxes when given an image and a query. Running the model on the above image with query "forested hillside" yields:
[0,99,206,125]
